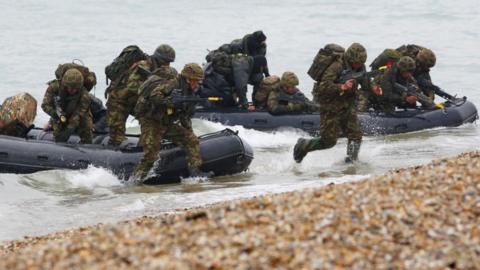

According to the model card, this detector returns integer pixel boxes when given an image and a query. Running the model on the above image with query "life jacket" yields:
[55,62,97,91]
[307,43,345,81]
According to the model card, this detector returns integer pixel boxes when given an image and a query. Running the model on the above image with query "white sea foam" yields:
[64,166,122,188]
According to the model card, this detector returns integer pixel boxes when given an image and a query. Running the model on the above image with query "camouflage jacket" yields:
[41,80,91,130]
[267,88,318,115]
[141,75,194,128]
[313,57,368,112]
[371,66,416,113]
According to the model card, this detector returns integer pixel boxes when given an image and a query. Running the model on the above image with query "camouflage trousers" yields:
[52,113,93,144]
[133,119,202,179]
[106,95,135,146]
[357,90,371,112]
[302,108,362,153]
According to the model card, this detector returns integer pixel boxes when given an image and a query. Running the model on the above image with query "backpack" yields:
[105,45,147,85]
[206,50,232,75]
[134,75,170,118]
[55,62,97,91]
[254,76,280,106]
[396,44,425,59]
[369,48,403,70]
[307,43,345,81]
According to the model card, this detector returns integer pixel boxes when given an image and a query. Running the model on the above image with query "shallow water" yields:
[0,0,479,242]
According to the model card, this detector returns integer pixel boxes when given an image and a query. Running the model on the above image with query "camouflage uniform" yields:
[294,43,368,163]
[137,65,179,146]
[0,92,37,137]
[133,63,204,180]
[41,69,93,143]
[106,58,156,145]
[266,72,318,114]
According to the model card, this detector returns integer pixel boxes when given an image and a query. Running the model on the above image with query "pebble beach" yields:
[1,151,479,269]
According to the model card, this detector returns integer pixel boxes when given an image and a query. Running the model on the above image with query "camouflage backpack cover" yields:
[307,43,345,81]
[105,45,147,86]
[254,75,281,106]
[369,49,403,70]
[55,62,96,91]
[0,92,37,137]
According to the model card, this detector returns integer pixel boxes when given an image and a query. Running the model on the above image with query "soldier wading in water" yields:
[132,63,213,181]
[294,43,382,163]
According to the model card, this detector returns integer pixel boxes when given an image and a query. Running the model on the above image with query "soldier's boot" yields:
[345,140,361,163]
[188,167,214,178]
[293,138,309,163]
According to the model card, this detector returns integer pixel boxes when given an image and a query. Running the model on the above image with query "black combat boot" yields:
[188,167,214,178]
[345,140,361,163]
[293,138,309,163]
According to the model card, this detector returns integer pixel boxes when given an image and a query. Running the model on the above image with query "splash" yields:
[63,166,122,188]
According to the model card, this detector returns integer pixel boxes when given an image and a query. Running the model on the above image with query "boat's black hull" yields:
[0,129,253,185]
[194,99,478,135]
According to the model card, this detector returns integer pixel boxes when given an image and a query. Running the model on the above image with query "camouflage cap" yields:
[416,48,436,68]
[62,68,84,89]
[280,71,299,88]
[397,56,416,72]
[181,63,204,80]
[345,43,367,64]
[153,44,176,63]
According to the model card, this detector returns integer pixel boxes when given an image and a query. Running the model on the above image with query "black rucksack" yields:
[105,45,147,85]
[307,43,345,81]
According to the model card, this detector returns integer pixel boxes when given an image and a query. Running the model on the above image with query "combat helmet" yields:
[280,71,299,88]
[416,48,436,68]
[181,63,204,81]
[397,56,416,72]
[62,68,84,89]
[152,44,176,64]
[344,43,367,64]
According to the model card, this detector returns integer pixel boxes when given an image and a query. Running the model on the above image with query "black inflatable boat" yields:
[194,98,478,136]
[0,129,253,185]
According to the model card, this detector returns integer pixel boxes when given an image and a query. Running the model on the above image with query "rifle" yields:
[415,76,465,103]
[336,69,384,84]
[53,96,67,124]
[393,82,442,109]
[277,92,320,112]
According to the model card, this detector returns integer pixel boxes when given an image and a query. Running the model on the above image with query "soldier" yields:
[205,31,270,106]
[293,43,380,163]
[136,46,178,147]
[370,56,420,113]
[200,52,268,109]
[370,45,437,103]
[106,44,175,146]
[267,72,318,115]
[41,68,93,143]
[413,48,437,102]
[132,63,212,181]
[0,92,37,137]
